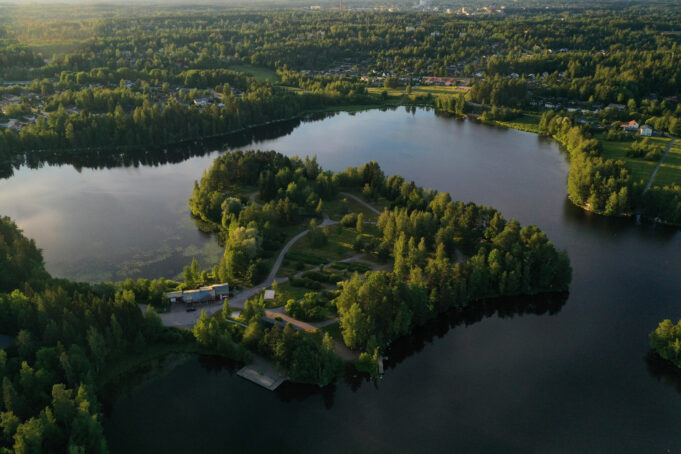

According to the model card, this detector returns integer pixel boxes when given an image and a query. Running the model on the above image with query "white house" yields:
[640,124,653,136]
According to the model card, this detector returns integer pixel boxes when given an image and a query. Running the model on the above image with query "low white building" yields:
[640,124,653,136]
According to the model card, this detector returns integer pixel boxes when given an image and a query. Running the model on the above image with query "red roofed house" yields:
[621,120,640,132]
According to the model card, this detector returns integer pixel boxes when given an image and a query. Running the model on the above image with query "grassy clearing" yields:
[227,63,279,82]
[598,135,670,184]
[323,196,379,221]
[268,281,313,307]
[342,190,390,213]
[495,114,542,134]
[367,85,467,97]
[652,140,681,188]
[289,225,357,262]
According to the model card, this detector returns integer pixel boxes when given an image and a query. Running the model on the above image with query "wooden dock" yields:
[236,355,286,391]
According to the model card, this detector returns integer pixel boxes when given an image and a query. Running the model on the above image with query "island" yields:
[0,149,571,450]
[650,319,681,371]
[156,150,572,383]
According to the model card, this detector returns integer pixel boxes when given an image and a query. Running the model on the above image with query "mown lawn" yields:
[651,140,681,188]
[367,85,468,97]
[289,225,358,262]
[324,196,380,221]
[598,135,670,185]
[495,114,542,134]
[227,63,279,82]
[267,281,313,307]
[339,189,390,213]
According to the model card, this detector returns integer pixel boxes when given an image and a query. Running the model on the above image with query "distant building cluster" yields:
[165,283,230,304]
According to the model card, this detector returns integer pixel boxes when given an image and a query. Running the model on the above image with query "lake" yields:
[3,107,681,452]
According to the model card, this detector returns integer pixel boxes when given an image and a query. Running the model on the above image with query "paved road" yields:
[157,213,339,328]
[341,192,382,215]
[644,138,677,193]
[154,198,382,331]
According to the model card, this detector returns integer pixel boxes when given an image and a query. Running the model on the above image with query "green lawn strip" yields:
[651,141,681,188]
[289,225,357,262]
[598,134,668,184]
[233,183,259,200]
[340,188,390,212]
[323,196,379,221]
[277,261,314,279]
[226,63,279,82]
[268,281,312,307]
[344,197,380,221]
[495,113,542,134]
[367,85,467,97]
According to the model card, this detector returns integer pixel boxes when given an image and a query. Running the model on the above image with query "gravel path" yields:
[157,213,339,327]
[341,192,381,215]
[644,138,677,193]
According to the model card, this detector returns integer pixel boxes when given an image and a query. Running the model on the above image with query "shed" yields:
[264,290,276,300]
[640,125,653,136]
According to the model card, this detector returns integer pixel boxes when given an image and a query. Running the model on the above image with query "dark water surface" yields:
[3,108,681,452]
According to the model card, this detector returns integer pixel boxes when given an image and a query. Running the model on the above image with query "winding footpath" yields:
[643,138,677,193]
[341,192,382,215]
[155,193,384,337]
[157,213,340,328]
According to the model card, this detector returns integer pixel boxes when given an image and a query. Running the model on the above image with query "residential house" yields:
[621,120,640,132]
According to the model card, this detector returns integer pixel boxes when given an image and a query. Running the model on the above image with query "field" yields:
[494,114,542,134]
[226,63,279,82]
[598,135,671,185]
[651,140,681,188]
[267,281,314,307]
[324,196,381,221]
[367,85,468,98]
[288,225,358,263]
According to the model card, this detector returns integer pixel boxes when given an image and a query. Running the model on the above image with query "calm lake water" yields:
[3,107,681,452]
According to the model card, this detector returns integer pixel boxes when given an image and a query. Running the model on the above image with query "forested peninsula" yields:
[0,149,571,450]
[187,150,571,371]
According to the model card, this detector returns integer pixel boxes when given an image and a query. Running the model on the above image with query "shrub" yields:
[290,277,323,290]
[340,213,358,227]
[285,251,328,265]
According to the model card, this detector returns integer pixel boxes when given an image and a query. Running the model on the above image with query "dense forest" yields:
[1,6,681,224]
[0,217,193,451]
